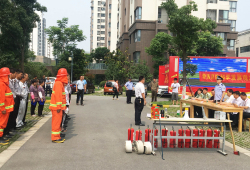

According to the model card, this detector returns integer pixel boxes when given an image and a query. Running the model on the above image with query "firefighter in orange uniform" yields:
[0,67,14,145]
[49,68,68,143]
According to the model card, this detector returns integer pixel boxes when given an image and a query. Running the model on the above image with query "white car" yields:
[157,85,169,96]
[45,77,56,89]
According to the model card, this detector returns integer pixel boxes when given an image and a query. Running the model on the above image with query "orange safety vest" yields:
[49,81,66,110]
[0,80,14,113]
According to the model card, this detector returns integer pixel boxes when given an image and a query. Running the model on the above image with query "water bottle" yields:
[164,108,168,117]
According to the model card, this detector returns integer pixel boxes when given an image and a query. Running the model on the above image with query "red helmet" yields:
[57,68,68,77]
[0,67,11,77]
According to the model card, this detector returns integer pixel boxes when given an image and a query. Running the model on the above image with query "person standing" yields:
[150,77,159,102]
[22,77,30,125]
[76,76,84,106]
[82,76,87,96]
[38,80,46,117]
[45,77,52,96]
[215,76,226,103]
[134,76,146,126]
[30,79,39,117]
[49,68,68,143]
[0,67,14,145]
[124,78,133,104]
[113,80,119,100]
[171,78,180,105]
[40,75,46,90]
[16,73,29,128]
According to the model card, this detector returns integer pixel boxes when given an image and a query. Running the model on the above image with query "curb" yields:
[0,113,52,168]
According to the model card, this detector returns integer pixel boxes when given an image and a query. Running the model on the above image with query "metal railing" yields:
[87,63,107,70]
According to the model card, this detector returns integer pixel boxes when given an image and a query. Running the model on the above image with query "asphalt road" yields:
[1,95,250,170]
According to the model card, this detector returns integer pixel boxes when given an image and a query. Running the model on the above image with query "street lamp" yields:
[68,52,73,83]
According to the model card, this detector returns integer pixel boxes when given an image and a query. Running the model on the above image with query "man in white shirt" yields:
[221,89,234,105]
[239,92,250,119]
[45,77,51,96]
[134,76,146,126]
[76,76,85,106]
[171,78,180,105]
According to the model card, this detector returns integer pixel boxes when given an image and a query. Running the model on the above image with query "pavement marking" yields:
[0,113,52,168]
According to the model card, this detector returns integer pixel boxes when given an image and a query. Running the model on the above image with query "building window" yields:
[133,52,140,63]
[109,4,112,9]
[108,32,111,37]
[117,22,119,29]
[134,30,141,42]
[97,25,100,29]
[240,46,250,53]
[98,1,101,5]
[130,15,132,24]
[98,7,101,11]
[206,10,217,21]
[125,8,126,15]
[130,35,131,44]
[101,31,105,34]
[108,41,110,46]
[135,7,142,20]
[229,1,237,13]
[101,13,105,17]
[109,22,111,28]
[101,37,105,40]
[97,31,100,35]
[101,19,105,23]
[109,13,111,19]
[228,20,236,31]
[158,7,162,19]
[219,10,229,23]
[101,25,105,28]
[97,19,101,23]
[227,40,235,51]
[207,0,217,3]
[217,33,227,45]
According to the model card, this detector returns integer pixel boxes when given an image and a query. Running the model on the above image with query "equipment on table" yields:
[214,129,220,148]
[145,125,151,142]
[185,127,191,148]
[199,128,205,148]
[183,108,189,119]
[162,126,168,148]
[227,113,240,155]
[170,126,176,148]
[178,126,184,148]
[192,127,199,148]
[214,111,226,120]
[206,127,213,148]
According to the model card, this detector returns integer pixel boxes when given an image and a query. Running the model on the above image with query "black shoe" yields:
[52,138,65,143]
[0,137,9,145]
[60,134,66,137]
[3,133,14,138]
[81,104,84,106]
[129,102,133,104]
[16,126,23,130]
[66,118,71,120]
[38,115,44,117]
[135,123,145,126]
[24,122,27,125]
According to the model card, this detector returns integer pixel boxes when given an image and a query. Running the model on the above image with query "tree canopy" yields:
[90,47,110,63]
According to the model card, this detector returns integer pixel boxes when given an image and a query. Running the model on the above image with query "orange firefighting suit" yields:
[49,75,67,140]
[0,75,14,137]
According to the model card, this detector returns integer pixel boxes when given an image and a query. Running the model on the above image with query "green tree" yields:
[145,32,172,76]
[0,0,47,70]
[46,18,86,61]
[129,60,153,83]
[24,62,52,79]
[90,47,110,63]
[104,50,132,83]
[161,0,217,96]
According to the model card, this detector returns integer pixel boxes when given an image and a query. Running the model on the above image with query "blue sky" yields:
[38,0,250,54]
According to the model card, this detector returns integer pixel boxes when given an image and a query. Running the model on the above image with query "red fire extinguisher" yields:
[192,127,199,148]
[127,124,134,143]
[214,129,220,148]
[199,128,205,148]
[206,127,213,148]
[185,127,191,148]
[178,126,184,148]
[162,126,168,148]
[135,127,142,141]
[153,127,158,148]
[145,125,151,142]
[170,126,176,148]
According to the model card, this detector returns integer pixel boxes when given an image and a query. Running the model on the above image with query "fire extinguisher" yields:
[162,125,168,148]
[178,126,184,148]
[199,127,205,148]
[206,127,213,148]
[214,129,220,148]
[127,124,134,143]
[135,127,142,141]
[170,126,176,148]
[185,127,191,148]
[192,127,199,148]
[145,125,151,142]
[153,127,158,148]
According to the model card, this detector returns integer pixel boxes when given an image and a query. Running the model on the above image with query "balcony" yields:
[87,63,107,70]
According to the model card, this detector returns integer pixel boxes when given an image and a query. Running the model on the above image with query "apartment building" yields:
[117,0,238,73]
[29,11,46,57]
[90,0,106,51]
[235,29,250,57]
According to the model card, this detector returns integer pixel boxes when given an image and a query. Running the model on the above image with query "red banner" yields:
[199,72,250,83]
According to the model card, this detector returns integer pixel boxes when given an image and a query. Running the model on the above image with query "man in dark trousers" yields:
[134,76,146,126]
[150,77,159,102]
[124,78,133,104]
[41,75,46,90]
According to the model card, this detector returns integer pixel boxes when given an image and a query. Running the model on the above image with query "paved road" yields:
[1,95,250,170]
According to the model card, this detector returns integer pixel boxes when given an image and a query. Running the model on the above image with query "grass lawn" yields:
[151,100,184,106]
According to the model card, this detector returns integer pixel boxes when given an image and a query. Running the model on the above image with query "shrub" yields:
[99,80,106,87]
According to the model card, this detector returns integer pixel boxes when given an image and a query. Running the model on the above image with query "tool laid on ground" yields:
[227,113,240,156]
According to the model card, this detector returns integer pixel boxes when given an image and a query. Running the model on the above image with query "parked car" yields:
[104,80,123,95]
[70,80,95,94]
[128,80,147,98]
[45,77,56,89]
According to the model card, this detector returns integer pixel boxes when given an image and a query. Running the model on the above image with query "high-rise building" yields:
[117,0,238,73]
[29,11,46,57]
[90,0,106,52]
[235,29,250,57]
